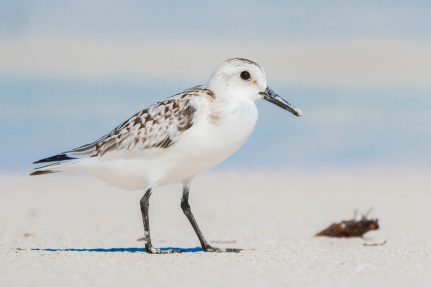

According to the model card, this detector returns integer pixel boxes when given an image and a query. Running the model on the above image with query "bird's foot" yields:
[145,245,182,254]
[146,248,183,254]
[203,245,242,253]
[144,244,241,254]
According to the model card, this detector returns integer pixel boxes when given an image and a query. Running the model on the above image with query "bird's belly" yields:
[81,126,254,190]
[73,100,258,190]
[160,101,258,184]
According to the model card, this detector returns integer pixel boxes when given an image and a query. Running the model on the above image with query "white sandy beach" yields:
[0,169,430,287]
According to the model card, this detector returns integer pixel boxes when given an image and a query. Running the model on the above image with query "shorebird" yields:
[31,58,303,254]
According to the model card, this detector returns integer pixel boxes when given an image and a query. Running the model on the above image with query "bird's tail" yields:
[30,154,77,176]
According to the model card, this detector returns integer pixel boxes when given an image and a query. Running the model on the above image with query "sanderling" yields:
[31,58,303,254]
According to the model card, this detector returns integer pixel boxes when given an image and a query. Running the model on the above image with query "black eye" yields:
[240,71,251,80]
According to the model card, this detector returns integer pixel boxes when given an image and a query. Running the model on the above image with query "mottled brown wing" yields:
[96,99,195,155]
[68,87,214,157]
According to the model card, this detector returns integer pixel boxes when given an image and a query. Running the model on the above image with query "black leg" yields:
[140,188,154,253]
[181,186,211,250]
[181,184,241,253]
[140,188,181,254]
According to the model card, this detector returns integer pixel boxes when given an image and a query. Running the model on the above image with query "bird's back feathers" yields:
[31,86,215,175]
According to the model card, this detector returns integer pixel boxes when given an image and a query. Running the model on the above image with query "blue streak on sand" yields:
[17,247,204,253]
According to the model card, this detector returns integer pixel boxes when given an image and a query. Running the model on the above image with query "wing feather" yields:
[34,86,214,165]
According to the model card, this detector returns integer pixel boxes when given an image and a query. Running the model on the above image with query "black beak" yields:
[259,87,303,117]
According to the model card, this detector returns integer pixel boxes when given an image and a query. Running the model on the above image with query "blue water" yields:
[1,77,430,172]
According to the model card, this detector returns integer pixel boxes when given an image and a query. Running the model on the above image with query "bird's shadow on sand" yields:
[17,247,204,253]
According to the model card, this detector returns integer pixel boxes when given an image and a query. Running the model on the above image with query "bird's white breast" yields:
[71,96,258,191]
[159,96,259,185]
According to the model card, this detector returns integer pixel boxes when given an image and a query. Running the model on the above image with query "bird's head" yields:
[208,58,303,117]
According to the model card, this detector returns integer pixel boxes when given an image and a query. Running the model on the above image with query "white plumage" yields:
[32,58,302,253]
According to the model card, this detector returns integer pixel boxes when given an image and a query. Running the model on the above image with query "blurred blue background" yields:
[1,0,430,172]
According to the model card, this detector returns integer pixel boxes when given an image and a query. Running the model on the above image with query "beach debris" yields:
[316,209,379,238]
[363,240,387,247]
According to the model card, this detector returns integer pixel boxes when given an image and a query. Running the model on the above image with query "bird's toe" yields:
[204,246,241,253]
